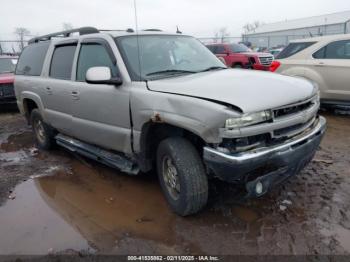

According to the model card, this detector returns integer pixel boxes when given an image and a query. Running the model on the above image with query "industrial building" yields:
[242,10,350,49]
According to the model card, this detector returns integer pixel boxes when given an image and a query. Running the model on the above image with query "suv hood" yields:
[147,69,315,113]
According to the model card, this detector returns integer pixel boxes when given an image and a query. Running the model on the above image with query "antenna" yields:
[176,26,182,34]
[133,0,143,81]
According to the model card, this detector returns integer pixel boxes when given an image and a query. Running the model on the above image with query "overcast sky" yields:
[1,0,349,40]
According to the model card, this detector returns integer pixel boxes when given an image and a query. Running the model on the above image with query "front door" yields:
[71,39,131,153]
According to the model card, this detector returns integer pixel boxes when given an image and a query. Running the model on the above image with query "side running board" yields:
[55,134,139,175]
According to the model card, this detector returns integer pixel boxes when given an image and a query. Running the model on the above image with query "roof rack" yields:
[143,29,162,32]
[28,27,99,44]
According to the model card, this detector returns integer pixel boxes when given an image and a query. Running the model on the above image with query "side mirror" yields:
[86,66,122,86]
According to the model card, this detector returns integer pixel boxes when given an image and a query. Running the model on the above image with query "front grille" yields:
[273,117,316,138]
[259,56,274,66]
[0,83,15,97]
[273,100,314,118]
[271,98,319,138]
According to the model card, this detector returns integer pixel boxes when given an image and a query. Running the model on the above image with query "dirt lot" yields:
[0,108,350,255]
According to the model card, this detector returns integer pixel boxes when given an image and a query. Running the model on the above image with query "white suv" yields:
[273,34,350,106]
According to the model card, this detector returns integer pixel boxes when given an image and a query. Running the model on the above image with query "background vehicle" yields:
[15,27,325,216]
[206,43,274,70]
[0,56,17,106]
[269,48,284,57]
[273,34,350,106]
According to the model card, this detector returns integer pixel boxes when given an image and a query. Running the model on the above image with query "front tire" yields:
[30,109,55,150]
[156,137,208,216]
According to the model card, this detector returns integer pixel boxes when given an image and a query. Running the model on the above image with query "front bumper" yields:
[0,96,17,105]
[203,116,326,197]
[0,84,16,105]
[252,64,270,71]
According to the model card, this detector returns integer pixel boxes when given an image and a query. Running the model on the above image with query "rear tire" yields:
[30,109,55,150]
[233,64,243,68]
[156,137,208,216]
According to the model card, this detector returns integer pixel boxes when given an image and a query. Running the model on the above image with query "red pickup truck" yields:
[206,43,274,71]
[0,56,17,106]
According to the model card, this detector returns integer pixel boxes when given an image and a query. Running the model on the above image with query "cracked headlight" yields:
[225,110,272,129]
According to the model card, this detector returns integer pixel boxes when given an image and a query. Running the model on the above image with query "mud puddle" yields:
[0,161,185,255]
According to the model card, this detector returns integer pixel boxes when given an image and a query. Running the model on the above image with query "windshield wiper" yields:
[146,69,196,76]
[198,66,227,73]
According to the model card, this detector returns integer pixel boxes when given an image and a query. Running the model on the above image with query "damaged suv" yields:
[15,27,326,216]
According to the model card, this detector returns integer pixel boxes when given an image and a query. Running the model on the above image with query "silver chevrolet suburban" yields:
[15,27,326,216]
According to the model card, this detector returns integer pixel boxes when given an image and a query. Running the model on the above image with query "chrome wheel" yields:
[162,156,180,200]
[33,119,46,144]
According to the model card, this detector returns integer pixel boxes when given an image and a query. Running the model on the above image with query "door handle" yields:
[315,62,325,67]
[71,91,80,100]
[45,87,52,95]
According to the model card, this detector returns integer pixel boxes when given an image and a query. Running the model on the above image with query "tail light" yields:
[270,60,281,72]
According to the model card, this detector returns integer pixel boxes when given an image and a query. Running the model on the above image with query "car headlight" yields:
[225,110,272,129]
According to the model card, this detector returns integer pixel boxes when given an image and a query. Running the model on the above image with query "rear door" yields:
[311,39,350,102]
[214,45,229,64]
[42,42,77,135]
[71,38,131,152]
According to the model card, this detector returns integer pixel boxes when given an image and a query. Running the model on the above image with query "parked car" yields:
[272,34,350,106]
[269,48,284,57]
[206,43,274,70]
[15,27,326,216]
[0,56,17,106]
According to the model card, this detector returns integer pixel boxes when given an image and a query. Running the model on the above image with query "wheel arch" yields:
[136,121,206,172]
[21,92,46,123]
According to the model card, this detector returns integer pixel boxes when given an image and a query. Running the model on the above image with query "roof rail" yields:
[28,27,99,44]
[143,29,162,32]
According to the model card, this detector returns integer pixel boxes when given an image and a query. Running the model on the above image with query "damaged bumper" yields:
[203,116,326,197]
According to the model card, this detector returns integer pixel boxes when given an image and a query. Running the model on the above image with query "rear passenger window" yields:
[277,42,316,59]
[215,46,225,54]
[76,44,117,82]
[50,45,77,80]
[206,45,216,53]
[324,40,350,59]
[15,42,50,76]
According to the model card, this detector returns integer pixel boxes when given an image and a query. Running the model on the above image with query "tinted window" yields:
[50,45,76,80]
[313,47,326,59]
[15,42,50,76]
[214,46,226,54]
[76,44,117,82]
[206,45,215,53]
[229,44,250,53]
[324,40,350,59]
[277,42,316,59]
[0,58,17,74]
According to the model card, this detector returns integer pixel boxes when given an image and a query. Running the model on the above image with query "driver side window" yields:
[76,43,118,82]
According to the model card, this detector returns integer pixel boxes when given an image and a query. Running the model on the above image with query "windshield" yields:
[0,58,17,74]
[229,44,250,53]
[116,35,225,80]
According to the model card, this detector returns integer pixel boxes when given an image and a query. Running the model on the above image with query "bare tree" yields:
[213,27,230,43]
[243,21,265,34]
[14,27,30,51]
[62,23,73,31]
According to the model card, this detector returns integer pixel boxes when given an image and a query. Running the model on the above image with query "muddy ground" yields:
[0,108,349,256]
